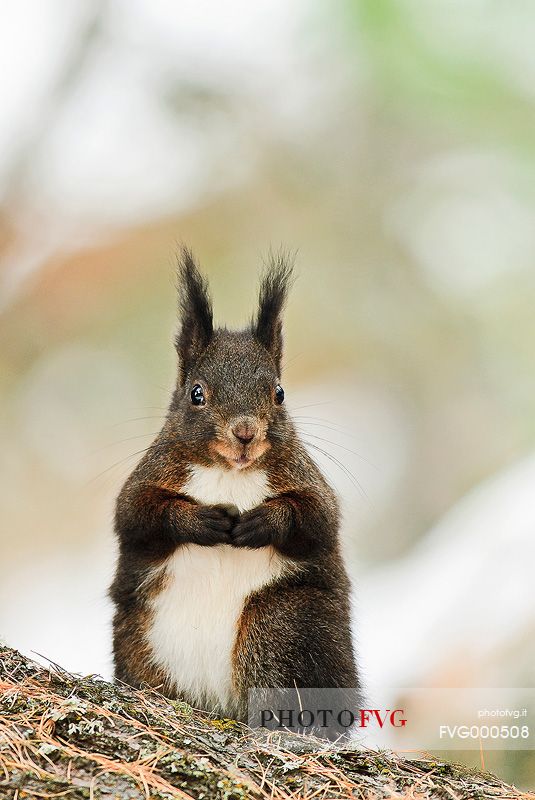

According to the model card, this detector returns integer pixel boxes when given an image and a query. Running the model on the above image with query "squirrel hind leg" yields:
[231,583,360,734]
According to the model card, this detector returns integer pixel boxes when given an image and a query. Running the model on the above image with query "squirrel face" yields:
[169,249,294,471]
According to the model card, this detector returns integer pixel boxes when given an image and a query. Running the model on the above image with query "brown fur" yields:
[110,248,360,716]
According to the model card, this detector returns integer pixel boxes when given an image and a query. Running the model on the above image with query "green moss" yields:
[170,699,195,717]
[209,718,239,732]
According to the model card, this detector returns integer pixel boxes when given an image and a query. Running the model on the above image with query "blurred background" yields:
[1,0,534,786]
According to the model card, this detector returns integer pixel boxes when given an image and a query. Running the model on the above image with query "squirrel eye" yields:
[275,384,285,405]
[190,384,205,406]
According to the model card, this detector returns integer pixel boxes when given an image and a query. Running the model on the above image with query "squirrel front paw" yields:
[191,505,234,546]
[230,504,285,549]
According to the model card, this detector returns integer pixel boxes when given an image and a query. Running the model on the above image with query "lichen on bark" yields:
[0,645,531,799]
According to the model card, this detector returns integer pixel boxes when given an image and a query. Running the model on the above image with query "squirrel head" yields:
[170,247,294,471]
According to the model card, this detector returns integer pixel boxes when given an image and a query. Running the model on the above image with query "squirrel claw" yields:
[230,509,273,549]
[194,505,234,545]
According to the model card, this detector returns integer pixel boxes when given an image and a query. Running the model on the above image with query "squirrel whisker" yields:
[294,428,377,469]
[300,438,369,501]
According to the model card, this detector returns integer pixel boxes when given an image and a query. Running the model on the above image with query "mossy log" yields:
[0,644,531,800]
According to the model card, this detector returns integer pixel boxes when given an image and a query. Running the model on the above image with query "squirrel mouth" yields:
[210,438,270,469]
[233,453,252,468]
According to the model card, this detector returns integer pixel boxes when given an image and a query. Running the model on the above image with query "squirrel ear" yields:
[175,247,213,385]
[254,252,294,372]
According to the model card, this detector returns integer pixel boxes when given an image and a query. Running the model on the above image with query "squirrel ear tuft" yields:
[254,251,294,372]
[175,246,213,384]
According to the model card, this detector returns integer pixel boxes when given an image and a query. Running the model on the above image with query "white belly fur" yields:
[147,464,287,715]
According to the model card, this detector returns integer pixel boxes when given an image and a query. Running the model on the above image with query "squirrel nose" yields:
[231,421,257,445]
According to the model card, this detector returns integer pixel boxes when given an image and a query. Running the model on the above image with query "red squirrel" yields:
[110,248,359,721]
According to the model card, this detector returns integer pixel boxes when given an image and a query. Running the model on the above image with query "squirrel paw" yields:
[230,507,273,549]
[193,505,234,546]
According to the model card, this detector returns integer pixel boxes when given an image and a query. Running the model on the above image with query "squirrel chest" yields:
[146,465,287,715]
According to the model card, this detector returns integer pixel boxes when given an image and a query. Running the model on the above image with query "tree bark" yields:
[0,644,530,799]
